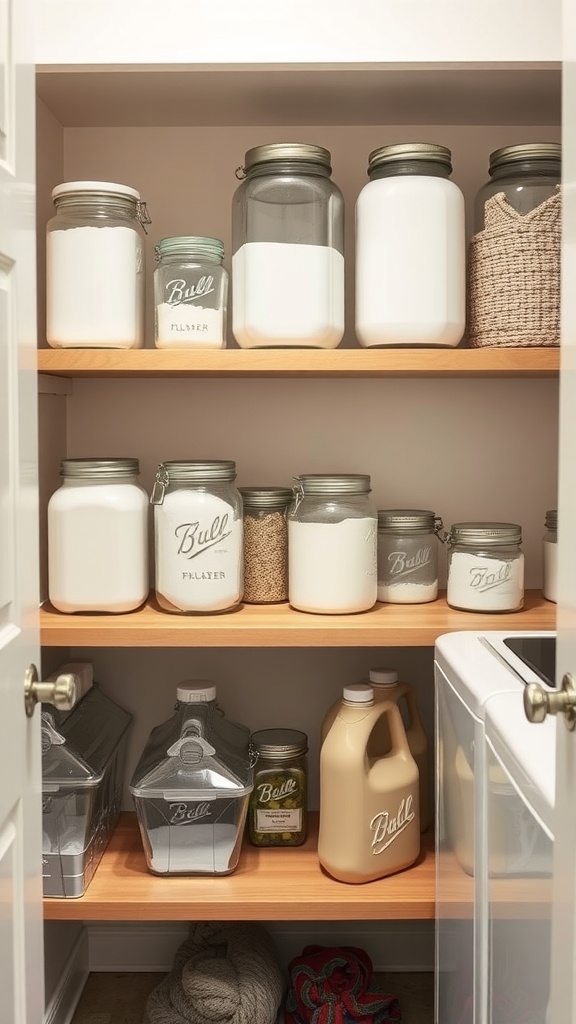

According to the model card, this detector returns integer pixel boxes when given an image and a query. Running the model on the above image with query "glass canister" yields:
[355,143,465,348]
[151,461,243,614]
[46,180,149,349]
[543,509,558,604]
[446,522,524,613]
[47,458,149,613]
[474,143,561,231]
[232,143,345,349]
[154,236,228,349]
[288,474,377,614]
[239,487,293,604]
[248,728,308,847]
[377,510,443,604]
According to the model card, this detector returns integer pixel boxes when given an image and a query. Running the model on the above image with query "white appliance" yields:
[435,631,556,1024]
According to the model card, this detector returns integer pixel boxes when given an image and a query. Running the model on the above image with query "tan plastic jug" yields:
[318,683,420,883]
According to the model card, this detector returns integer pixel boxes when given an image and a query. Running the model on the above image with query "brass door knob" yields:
[24,664,77,718]
[524,672,576,731]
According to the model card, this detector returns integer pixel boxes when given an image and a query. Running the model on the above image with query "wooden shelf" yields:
[37,347,560,380]
[40,591,555,648]
[43,813,435,921]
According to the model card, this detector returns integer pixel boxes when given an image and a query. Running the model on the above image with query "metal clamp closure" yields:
[150,463,170,505]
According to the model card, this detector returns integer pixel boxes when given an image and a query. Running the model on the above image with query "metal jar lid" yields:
[295,474,371,495]
[488,143,561,175]
[60,458,140,479]
[545,509,558,531]
[242,143,332,172]
[157,460,236,482]
[368,143,452,176]
[240,487,294,510]
[377,509,440,531]
[448,522,522,546]
[251,728,308,760]
[155,235,224,264]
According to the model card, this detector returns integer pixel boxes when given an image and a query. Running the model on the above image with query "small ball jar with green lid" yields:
[239,487,293,604]
[248,729,308,847]
[154,235,228,349]
[474,143,561,232]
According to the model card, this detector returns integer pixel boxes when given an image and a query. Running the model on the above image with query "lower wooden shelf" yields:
[43,813,435,922]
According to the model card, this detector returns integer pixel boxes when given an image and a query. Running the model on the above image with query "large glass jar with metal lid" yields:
[154,236,228,350]
[446,522,524,613]
[232,143,345,349]
[474,143,561,232]
[377,510,444,604]
[46,180,149,349]
[543,509,558,604]
[47,458,149,613]
[248,729,308,847]
[355,143,465,347]
[239,487,293,604]
[151,461,243,614]
[288,474,377,614]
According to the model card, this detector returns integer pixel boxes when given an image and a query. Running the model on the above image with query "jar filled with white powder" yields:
[151,461,243,614]
[154,236,228,349]
[543,509,558,603]
[377,509,444,604]
[48,458,149,613]
[232,143,345,348]
[446,522,524,613]
[46,181,149,349]
[288,474,377,614]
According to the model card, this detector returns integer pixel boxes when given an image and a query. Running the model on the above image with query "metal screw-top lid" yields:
[369,668,399,687]
[368,143,452,176]
[251,728,308,760]
[243,143,332,172]
[545,509,558,531]
[176,681,217,703]
[60,458,140,479]
[378,509,438,531]
[343,683,374,704]
[489,143,561,175]
[240,487,294,510]
[158,460,237,482]
[295,474,371,495]
[155,235,224,264]
[449,522,522,546]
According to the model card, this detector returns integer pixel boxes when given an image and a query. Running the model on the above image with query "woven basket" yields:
[467,185,561,348]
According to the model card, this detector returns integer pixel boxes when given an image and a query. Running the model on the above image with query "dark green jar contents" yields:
[248,728,308,847]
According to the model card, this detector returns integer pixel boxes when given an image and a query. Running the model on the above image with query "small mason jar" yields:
[543,509,558,604]
[248,729,308,847]
[239,487,293,604]
[288,474,377,614]
[48,458,149,613]
[151,461,243,614]
[154,236,228,349]
[446,522,524,613]
[46,180,149,348]
[474,143,561,232]
[377,510,444,604]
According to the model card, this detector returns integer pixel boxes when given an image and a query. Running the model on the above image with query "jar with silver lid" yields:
[46,180,150,349]
[151,461,243,614]
[288,474,377,614]
[239,487,292,604]
[446,522,524,613]
[248,728,308,847]
[232,143,345,349]
[474,143,561,232]
[377,510,444,604]
[48,458,149,613]
[543,509,558,604]
[154,236,228,349]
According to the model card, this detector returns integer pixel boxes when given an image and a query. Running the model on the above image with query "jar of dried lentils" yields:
[248,729,308,847]
[239,487,292,603]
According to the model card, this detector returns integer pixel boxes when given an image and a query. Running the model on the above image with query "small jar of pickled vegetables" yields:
[248,729,308,847]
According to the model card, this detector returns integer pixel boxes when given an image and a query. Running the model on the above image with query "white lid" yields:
[176,681,217,703]
[343,683,374,704]
[369,668,399,687]
[52,180,141,201]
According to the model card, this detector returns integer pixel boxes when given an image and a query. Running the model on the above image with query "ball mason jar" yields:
[48,458,149,613]
[46,180,149,348]
[248,728,308,848]
[232,143,345,348]
[154,236,228,349]
[377,509,443,604]
[151,461,243,614]
[474,143,561,232]
[239,487,293,604]
[543,508,558,604]
[288,474,377,614]
[446,522,524,613]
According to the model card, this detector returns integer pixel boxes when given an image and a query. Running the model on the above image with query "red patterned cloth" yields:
[283,945,401,1024]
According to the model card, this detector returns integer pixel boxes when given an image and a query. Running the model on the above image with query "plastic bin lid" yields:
[130,732,254,800]
[176,681,217,703]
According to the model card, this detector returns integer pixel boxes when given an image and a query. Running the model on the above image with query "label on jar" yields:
[447,551,524,611]
[249,767,306,845]
[256,808,302,832]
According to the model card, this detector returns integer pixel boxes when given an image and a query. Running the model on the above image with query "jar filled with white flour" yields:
[377,509,444,604]
[48,458,149,613]
[151,461,243,614]
[288,474,377,614]
[446,522,524,613]
[154,236,228,349]
[232,143,345,348]
[543,509,558,603]
[46,181,149,348]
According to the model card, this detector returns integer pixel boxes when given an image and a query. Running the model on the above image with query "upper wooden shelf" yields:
[37,348,560,380]
[40,591,555,648]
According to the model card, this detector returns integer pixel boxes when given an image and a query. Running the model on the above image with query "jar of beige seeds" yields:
[240,487,292,603]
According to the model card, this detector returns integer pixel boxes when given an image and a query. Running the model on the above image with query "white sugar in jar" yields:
[377,509,443,604]
[542,508,558,603]
[446,522,524,613]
